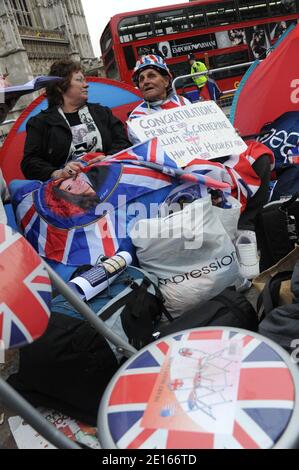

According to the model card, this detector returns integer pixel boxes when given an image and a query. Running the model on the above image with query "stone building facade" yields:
[0,0,99,139]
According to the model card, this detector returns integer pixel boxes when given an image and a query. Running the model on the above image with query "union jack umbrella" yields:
[0,224,51,349]
[99,328,297,449]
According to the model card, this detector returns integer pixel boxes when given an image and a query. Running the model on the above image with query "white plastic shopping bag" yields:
[213,196,241,241]
[130,196,240,317]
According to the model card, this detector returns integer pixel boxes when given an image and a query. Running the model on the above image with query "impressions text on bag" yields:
[159,251,237,286]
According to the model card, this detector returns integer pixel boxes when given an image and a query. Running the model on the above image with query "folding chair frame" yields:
[0,249,138,449]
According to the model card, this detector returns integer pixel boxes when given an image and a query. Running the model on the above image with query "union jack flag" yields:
[108,137,178,168]
[128,94,189,120]
[185,141,275,212]
[11,141,178,267]
[11,139,272,267]
[102,329,295,449]
[0,224,51,349]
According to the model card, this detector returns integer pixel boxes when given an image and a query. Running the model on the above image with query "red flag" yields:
[232,24,299,137]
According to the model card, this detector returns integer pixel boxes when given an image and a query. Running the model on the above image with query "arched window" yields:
[9,0,34,27]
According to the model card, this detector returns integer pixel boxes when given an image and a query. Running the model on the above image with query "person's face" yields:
[138,68,170,102]
[59,173,95,196]
[254,28,264,40]
[78,128,88,140]
[63,71,89,106]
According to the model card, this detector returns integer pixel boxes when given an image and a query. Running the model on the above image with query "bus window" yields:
[281,0,297,13]
[167,62,195,89]
[168,61,190,80]
[103,47,115,68]
[118,15,153,43]
[205,1,238,26]
[106,61,119,80]
[152,9,189,36]
[101,26,112,53]
[269,0,285,15]
[123,45,136,70]
[269,0,297,15]
[188,5,206,30]
[269,18,295,39]
[238,0,269,20]
[209,49,250,78]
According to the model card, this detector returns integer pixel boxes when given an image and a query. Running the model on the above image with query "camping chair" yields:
[2,224,299,449]
[98,326,299,449]
[0,223,137,449]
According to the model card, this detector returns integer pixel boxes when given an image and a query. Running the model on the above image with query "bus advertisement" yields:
[100,0,299,94]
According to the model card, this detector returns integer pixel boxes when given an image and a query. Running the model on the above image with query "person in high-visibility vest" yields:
[188,53,208,95]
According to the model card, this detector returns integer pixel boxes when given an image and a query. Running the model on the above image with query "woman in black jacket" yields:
[21,59,131,181]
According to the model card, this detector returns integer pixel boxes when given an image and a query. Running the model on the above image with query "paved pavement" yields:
[0,350,19,449]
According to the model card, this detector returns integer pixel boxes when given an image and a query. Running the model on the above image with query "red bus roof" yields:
[112,0,232,18]
[101,0,233,39]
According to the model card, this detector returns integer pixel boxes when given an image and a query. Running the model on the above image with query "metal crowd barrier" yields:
[172,60,256,108]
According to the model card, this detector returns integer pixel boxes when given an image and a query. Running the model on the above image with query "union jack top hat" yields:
[132,54,172,85]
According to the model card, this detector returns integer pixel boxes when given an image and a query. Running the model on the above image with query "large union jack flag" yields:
[102,329,295,449]
[11,139,211,267]
[11,138,272,267]
[0,224,51,349]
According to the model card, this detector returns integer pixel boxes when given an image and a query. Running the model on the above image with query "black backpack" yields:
[258,263,299,354]
[8,266,172,425]
[158,287,258,337]
[255,193,299,271]
[9,281,257,425]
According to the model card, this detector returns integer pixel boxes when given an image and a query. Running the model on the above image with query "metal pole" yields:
[44,262,138,358]
[172,61,255,95]
[0,378,81,449]
[0,119,16,126]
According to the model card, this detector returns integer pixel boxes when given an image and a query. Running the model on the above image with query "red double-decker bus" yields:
[100,0,299,93]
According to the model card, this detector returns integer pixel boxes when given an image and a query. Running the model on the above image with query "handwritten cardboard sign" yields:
[128,101,247,167]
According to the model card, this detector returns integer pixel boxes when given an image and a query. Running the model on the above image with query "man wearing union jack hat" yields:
[127,55,274,284]
[128,54,190,144]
